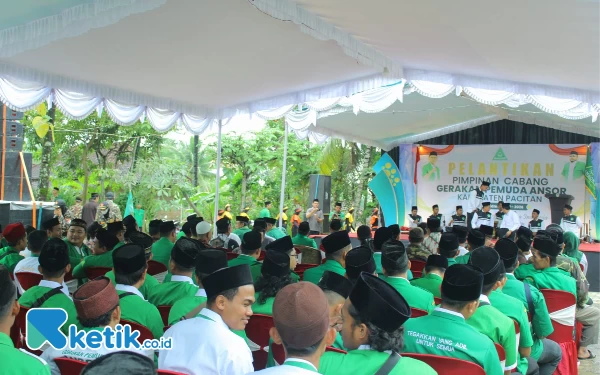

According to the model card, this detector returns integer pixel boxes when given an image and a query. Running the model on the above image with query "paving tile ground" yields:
[579,292,600,375]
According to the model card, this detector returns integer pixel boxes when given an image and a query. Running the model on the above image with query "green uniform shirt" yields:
[252,295,275,316]
[303,260,345,285]
[410,273,443,298]
[232,226,251,238]
[447,257,457,267]
[18,284,80,336]
[105,270,159,300]
[148,277,199,306]
[291,234,318,248]
[488,291,533,375]
[0,246,23,273]
[0,332,50,375]
[168,293,207,325]
[467,297,518,372]
[266,228,286,240]
[403,308,503,375]
[134,208,145,228]
[228,255,262,282]
[502,273,553,359]
[71,250,114,279]
[63,240,91,269]
[259,208,271,218]
[516,265,577,297]
[381,276,435,313]
[176,231,185,239]
[116,287,164,339]
[455,252,471,265]
[332,332,346,351]
[422,162,440,181]
[151,237,174,267]
[373,252,383,275]
[320,348,436,375]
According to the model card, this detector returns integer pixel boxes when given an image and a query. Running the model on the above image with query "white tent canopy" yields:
[0,0,598,142]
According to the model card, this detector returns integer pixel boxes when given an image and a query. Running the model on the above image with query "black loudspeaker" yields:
[0,121,23,137]
[1,107,24,120]
[0,136,23,151]
[0,152,32,201]
[308,174,331,229]
[0,202,54,230]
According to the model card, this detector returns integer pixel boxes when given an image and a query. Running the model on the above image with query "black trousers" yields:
[467,212,475,229]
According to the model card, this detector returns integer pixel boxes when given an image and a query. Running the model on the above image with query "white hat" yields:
[196,221,212,235]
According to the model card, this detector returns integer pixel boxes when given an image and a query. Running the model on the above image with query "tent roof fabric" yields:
[0,0,598,146]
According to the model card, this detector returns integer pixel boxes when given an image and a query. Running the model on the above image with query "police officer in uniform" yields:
[529,209,545,235]
[560,204,583,236]
[408,206,422,228]
[471,202,493,229]
[465,181,490,229]
[449,206,467,227]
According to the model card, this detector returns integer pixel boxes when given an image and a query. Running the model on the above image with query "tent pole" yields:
[213,120,223,238]
[278,122,289,228]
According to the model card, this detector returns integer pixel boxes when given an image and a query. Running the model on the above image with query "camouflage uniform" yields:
[95,200,122,226]
[55,215,69,236]
[406,243,433,261]
[65,203,83,220]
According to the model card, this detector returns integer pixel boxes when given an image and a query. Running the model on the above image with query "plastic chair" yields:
[84,267,112,280]
[433,297,441,305]
[257,250,265,261]
[293,263,319,280]
[410,259,426,278]
[226,252,239,260]
[55,357,88,375]
[494,342,506,370]
[15,272,43,291]
[157,305,172,327]
[158,370,188,375]
[12,306,29,348]
[410,308,429,318]
[147,260,167,275]
[325,346,347,354]
[402,353,485,375]
[121,319,155,343]
[576,320,583,349]
[540,289,578,375]
[63,270,74,282]
[245,314,275,371]
[271,342,286,365]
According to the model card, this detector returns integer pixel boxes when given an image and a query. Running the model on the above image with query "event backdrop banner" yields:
[413,144,588,227]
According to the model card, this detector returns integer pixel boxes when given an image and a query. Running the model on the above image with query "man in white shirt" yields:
[248,282,336,374]
[42,277,151,375]
[13,230,52,294]
[159,265,255,375]
[471,202,493,229]
[560,204,583,236]
[465,181,490,229]
[498,203,521,241]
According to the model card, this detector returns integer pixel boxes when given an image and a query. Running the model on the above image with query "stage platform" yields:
[310,233,600,292]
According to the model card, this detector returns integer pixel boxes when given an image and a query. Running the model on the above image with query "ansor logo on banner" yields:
[415,144,587,226]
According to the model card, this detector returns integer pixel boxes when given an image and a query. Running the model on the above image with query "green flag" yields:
[123,191,135,217]
[585,147,596,200]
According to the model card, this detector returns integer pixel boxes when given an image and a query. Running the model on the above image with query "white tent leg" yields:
[278,122,289,228]
[213,120,222,238]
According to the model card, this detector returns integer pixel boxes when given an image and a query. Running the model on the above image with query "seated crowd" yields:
[0,211,597,375]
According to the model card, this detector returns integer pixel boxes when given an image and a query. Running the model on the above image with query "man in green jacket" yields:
[264,218,286,240]
[228,231,263,282]
[561,150,586,181]
[169,249,228,325]
[496,238,562,375]
[151,221,176,267]
[403,264,503,375]
[232,216,251,238]
[0,223,26,273]
[18,239,79,335]
[264,235,300,282]
[318,270,353,351]
[63,219,91,268]
[380,240,435,313]
[303,231,352,285]
[259,201,272,218]
[291,222,318,248]
[148,238,200,307]
[72,229,119,279]
[320,273,436,374]
[42,217,62,239]
[113,243,163,339]
[438,232,461,267]
[410,254,447,298]
[344,247,377,284]
[0,265,50,374]
[455,228,485,265]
